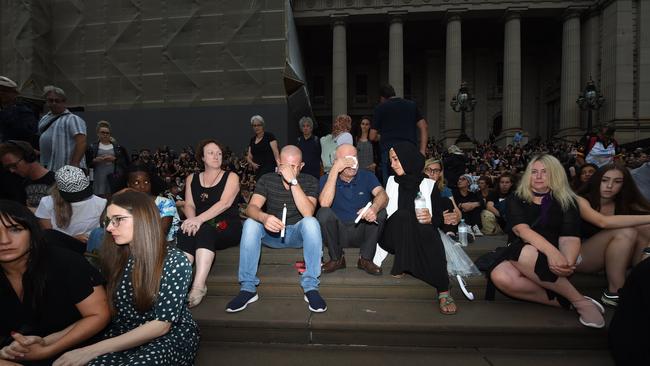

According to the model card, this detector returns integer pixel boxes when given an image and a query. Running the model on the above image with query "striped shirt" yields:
[38,110,87,171]
[254,172,318,225]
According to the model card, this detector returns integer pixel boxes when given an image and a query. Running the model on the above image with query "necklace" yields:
[200,170,224,202]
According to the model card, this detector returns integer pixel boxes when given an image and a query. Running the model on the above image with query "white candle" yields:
[354,201,372,224]
[280,204,287,238]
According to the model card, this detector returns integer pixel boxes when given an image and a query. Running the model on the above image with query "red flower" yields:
[216,220,228,231]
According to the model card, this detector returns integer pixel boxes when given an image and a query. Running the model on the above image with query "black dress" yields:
[176,171,242,255]
[379,179,450,292]
[494,194,580,305]
[249,132,277,180]
[0,246,105,366]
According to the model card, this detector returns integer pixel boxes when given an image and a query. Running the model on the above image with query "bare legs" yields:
[183,248,216,308]
[491,245,604,327]
[576,227,638,293]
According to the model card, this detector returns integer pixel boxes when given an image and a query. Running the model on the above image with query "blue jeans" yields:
[238,217,322,293]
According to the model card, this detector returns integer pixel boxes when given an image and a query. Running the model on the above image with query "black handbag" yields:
[106,162,126,193]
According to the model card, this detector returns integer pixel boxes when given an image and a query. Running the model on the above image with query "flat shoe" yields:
[187,286,207,308]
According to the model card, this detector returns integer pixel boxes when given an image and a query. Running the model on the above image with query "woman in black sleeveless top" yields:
[177,140,242,308]
[574,164,650,306]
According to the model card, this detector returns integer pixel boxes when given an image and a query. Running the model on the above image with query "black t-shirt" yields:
[452,188,484,209]
[506,194,581,245]
[25,171,55,208]
[254,172,318,225]
[486,190,511,205]
[0,246,105,347]
[372,97,423,150]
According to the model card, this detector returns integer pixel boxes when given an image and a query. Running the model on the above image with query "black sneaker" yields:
[601,289,619,307]
[304,290,327,313]
[225,291,258,313]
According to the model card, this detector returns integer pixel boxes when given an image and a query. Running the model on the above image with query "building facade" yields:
[1,0,648,148]
[294,0,650,145]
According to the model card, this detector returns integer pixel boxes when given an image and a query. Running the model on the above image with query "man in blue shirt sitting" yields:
[317,144,388,275]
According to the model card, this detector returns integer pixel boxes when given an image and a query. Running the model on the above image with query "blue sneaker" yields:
[225,291,258,313]
[304,290,327,313]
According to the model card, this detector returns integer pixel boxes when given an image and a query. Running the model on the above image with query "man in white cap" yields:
[38,85,87,171]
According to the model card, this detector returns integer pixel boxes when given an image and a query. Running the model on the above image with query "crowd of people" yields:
[1,78,649,365]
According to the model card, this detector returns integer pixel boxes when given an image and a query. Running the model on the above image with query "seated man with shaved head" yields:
[226,145,327,313]
[317,144,388,275]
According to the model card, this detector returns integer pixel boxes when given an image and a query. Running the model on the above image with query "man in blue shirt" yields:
[317,144,388,275]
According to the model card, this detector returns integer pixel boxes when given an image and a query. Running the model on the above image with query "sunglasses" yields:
[103,215,132,228]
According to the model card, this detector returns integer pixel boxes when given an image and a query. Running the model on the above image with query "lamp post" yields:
[450,81,476,144]
[576,78,605,134]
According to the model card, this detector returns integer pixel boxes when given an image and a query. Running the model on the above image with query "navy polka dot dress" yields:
[89,247,199,365]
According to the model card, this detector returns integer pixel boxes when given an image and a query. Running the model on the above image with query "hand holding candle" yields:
[354,202,372,224]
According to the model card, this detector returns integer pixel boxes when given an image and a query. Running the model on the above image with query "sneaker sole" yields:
[225,293,259,313]
[579,316,605,329]
[601,295,619,307]
[303,295,327,313]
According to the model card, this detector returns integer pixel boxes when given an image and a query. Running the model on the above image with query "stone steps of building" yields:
[195,342,614,366]
[191,296,612,350]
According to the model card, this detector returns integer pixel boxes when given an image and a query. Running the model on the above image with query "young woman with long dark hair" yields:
[575,164,650,306]
[56,191,199,365]
[0,200,109,365]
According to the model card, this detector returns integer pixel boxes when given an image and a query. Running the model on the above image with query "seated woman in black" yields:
[575,164,650,306]
[490,154,605,328]
[379,142,457,315]
[0,200,110,365]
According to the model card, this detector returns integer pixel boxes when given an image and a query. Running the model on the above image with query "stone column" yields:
[581,11,600,129]
[444,14,462,145]
[332,15,347,118]
[389,13,405,97]
[639,0,650,119]
[499,11,522,145]
[426,51,442,139]
[558,10,582,138]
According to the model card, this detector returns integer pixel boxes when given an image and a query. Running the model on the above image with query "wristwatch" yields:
[290,178,298,186]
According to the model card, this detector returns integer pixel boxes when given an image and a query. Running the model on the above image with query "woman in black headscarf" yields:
[379,142,457,315]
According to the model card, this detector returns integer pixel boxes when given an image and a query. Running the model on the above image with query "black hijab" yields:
[392,142,426,210]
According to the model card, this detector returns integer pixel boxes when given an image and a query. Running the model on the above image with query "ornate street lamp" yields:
[450,81,476,144]
[576,78,605,134]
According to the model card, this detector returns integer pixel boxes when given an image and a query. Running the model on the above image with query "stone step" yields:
[191,296,612,350]
[205,262,608,302]
[212,235,509,265]
[195,342,615,366]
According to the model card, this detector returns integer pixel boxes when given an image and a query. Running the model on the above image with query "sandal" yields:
[187,286,207,308]
[438,292,457,315]
[391,273,406,279]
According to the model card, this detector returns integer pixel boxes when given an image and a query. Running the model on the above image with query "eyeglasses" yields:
[46,98,64,104]
[99,131,110,135]
[3,159,23,170]
[252,124,263,127]
[424,168,441,174]
[103,215,132,228]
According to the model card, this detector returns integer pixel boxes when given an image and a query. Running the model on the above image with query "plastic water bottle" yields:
[458,219,469,247]
[414,192,428,224]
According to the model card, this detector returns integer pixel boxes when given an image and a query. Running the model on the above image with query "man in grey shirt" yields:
[38,85,87,171]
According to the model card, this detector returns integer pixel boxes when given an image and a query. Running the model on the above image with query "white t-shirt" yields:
[35,195,107,237]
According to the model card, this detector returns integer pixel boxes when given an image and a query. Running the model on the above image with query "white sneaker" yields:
[472,225,484,237]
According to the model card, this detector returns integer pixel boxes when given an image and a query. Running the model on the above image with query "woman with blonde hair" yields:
[85,120,130,197]
[56,191,199,365]
[489,154,605,328]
